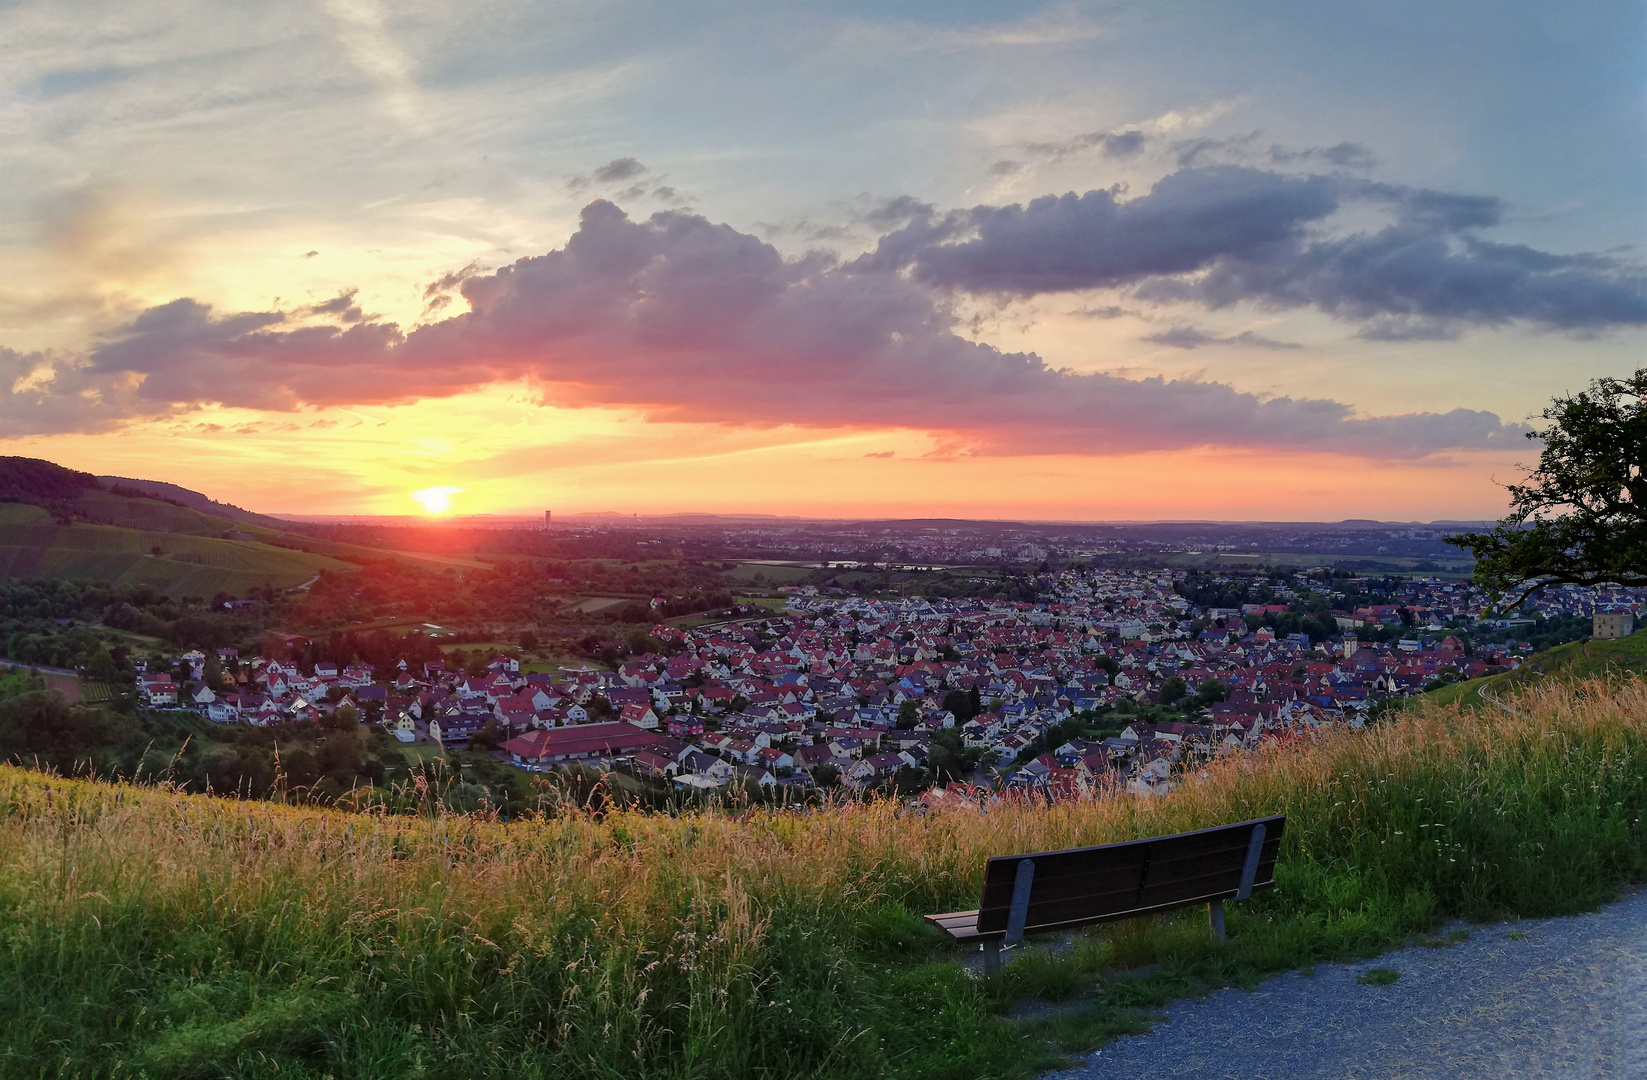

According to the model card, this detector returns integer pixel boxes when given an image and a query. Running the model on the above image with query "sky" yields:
[2,0,1643,521]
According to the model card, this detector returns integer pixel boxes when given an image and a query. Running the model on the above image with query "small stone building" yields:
[1593,613,1635,640]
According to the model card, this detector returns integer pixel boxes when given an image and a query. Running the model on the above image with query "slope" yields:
[0,502,353,596]
[96,475,290,529]
[1420,632,1647,709]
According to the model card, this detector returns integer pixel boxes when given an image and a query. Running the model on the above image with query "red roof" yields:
[500,722,656,763]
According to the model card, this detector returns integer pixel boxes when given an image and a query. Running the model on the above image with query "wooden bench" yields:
[925,815,1285,974]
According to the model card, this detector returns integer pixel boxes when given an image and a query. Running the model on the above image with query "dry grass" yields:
[0,678,1643,1078]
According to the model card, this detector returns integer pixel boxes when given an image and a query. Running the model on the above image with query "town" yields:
[133,561,1646,804]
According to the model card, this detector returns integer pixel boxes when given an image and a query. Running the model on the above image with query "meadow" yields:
[0,503,352,597]
[1,676,1643,1079]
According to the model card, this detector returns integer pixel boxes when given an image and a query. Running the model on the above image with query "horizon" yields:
[2,2,1642,520]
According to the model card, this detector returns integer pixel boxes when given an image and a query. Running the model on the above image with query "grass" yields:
[0,517,354,596]
[0,676,1643,1078]
[720,562,816,584]
[1421,633,1647,710]
[1356,967,1402,986]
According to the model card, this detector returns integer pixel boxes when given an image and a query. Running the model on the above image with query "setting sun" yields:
[410,486,461,515]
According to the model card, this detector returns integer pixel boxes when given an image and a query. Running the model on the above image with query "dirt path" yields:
[1047,888,1646,1080]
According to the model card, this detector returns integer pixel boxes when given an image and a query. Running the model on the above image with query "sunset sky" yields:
[2,1,1643,521]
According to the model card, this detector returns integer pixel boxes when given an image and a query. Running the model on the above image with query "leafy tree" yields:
[1448,369,1647,606]
[941,688,975,722]
[1093,655,1120,684]
[895,700,920,729]
[1195,679,1229,708]
[519,630,539,652]
[1158,676,1187,707]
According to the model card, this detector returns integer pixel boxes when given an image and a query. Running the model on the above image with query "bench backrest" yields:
[976,815,1285,937]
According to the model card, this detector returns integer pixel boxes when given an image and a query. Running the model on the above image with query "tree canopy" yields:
[1447,369,1647,607]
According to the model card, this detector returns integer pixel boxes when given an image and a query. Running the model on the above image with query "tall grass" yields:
[1,678,1644,1079]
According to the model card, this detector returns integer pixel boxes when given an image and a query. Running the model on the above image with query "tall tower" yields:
[544,510,552,529]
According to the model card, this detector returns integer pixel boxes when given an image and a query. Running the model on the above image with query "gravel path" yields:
[1047,888,1647,1080]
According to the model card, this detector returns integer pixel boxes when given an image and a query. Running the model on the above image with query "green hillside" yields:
[1422,632,1647,709]
[0,502,353,596]
[96,474,288,529]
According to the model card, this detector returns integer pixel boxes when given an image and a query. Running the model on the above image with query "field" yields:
[1162,548,1474,576]
[1,677,1643,1079]
[0,505,354,597]
[720,561,817,583]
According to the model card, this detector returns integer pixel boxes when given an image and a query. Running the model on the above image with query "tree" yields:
[1093,655,1120,685]
[1448,369,1647,608]
[519,630,539,652]
[896,700,920,729]
[1195,679,1229,708]
[1158,676,1187,707]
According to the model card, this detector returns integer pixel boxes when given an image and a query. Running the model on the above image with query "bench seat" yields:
[926,814,1285,972]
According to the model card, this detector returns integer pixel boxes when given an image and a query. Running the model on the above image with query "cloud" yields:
[864,450,895,458]
[569,157,649,191]
[5,200,1530,459]
[307,289,363,323]
[865,165,1647,332]
[1022,128,1147,162]
[1143,325,1301,350]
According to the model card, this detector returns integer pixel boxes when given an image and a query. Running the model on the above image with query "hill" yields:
[0,501,353,596]
[0,676,1642,1079]
[0,457,498,595]
[1421,633,1647,709]
[97,475,289,530]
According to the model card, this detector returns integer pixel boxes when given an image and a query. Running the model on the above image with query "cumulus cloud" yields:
[4,200,1530,458]
[865,166,1647,332]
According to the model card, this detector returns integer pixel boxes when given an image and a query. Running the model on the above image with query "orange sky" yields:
[3,385,1521,522]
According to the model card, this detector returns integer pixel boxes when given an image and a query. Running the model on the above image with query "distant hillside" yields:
[1422,633,1647,709]
[97,475,288,529]
[0,501,354,596]
[0,457,101,507]
[0,456,495,596]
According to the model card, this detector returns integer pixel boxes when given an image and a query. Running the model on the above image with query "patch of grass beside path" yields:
[0,677,1643,1079]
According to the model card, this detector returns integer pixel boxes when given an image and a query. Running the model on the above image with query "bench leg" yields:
[1209,899,1225,940]
[982,940,1001,977]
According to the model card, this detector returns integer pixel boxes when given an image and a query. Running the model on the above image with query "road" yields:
[1047,888,1647,1080]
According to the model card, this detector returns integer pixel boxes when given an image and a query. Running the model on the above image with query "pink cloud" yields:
[6,199,1528,457]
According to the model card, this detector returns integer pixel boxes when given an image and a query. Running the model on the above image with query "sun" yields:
[410,486,462,515]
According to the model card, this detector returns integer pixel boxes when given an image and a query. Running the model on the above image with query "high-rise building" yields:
[544,510,552,529]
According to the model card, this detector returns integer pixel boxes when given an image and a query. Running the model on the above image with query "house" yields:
[667,714,704,738]
[139,674,178,707]
[430,714,486,748]
[389,712,417,743]
[620,702,660,730]
[499,722,659,768]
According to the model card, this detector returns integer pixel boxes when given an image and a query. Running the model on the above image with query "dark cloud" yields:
[858,194,936,230]
[868,166,1647,332]
[1023,128,1147,162]
[423,261,484,299]
[1270,141,1377,169]
[593,157,648,183]
[307,289,362,322]
[567,157,650,191]
[1144,325,1302,350]
[4,200,1529,459]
